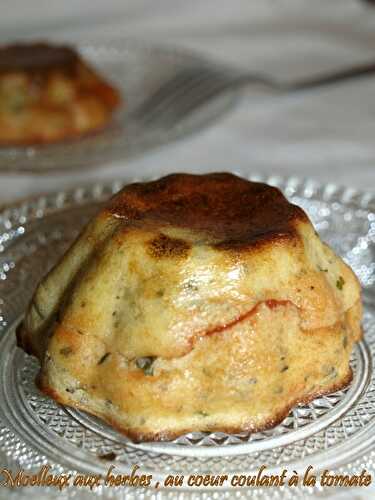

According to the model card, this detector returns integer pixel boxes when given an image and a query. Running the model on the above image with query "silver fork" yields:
[135,60,375,127]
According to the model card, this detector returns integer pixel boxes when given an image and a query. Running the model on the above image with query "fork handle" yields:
[237,60,375,92]
[283,60,375,91]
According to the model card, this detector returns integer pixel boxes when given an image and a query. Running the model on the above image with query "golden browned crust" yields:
[107,173,308,252]
[146,233,191,259]
[0,43,78,74]
[0,42,121,145]
[17,172,363,442]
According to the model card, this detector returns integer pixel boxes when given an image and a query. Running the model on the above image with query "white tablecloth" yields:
[0,1,375,499]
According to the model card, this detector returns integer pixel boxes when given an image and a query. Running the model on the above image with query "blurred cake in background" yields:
[0,42,121,145]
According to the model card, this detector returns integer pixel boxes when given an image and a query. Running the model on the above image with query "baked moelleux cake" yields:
[0,42,121,145]
[17,173,362,441]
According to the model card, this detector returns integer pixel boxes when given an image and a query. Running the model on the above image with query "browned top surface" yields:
[107,173,308,250]
[0,42,79,74]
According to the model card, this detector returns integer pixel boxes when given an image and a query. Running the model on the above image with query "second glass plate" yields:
[0,39,238,173]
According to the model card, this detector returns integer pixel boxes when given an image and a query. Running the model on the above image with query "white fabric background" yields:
[0,1,375,499]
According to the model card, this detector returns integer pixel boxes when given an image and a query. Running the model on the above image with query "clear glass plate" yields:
[0,40,237,173]
[0,173,374,499]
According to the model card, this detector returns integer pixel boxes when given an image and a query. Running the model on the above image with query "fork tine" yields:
[160,73,236,127]
[137,79,205,125]
[134,67,204,120]
[139,68,226,126]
